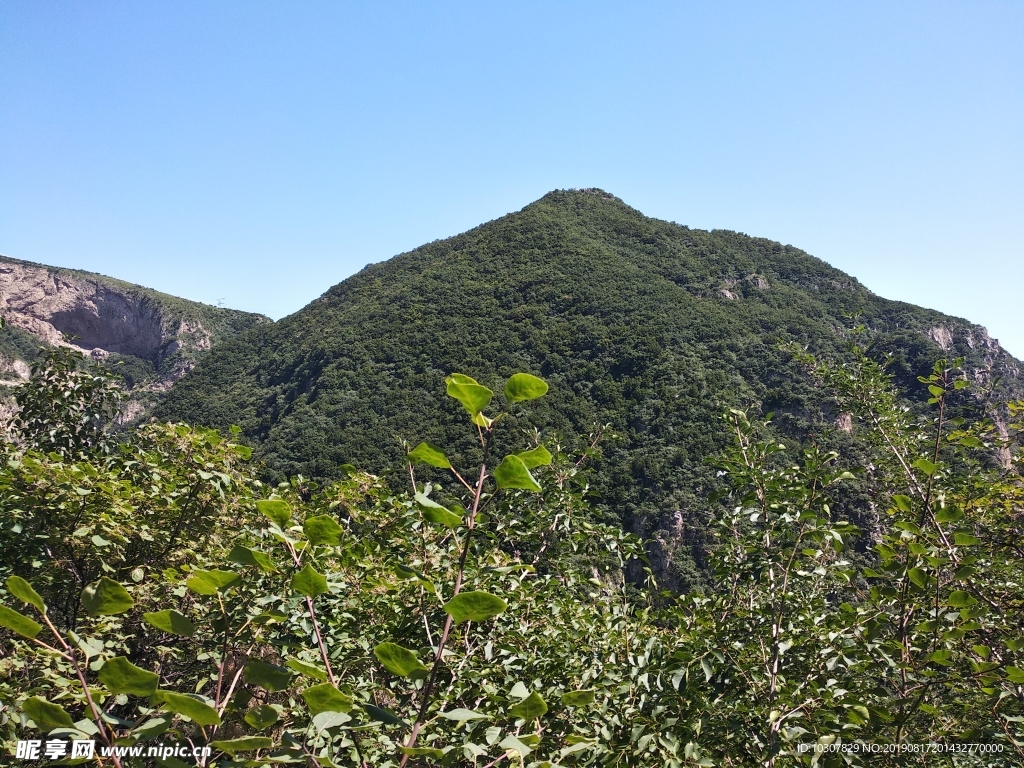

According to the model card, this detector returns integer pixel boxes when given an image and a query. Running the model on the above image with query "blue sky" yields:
[1,2,1021,355]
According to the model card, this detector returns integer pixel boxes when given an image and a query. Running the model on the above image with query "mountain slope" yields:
[0,255,269,391]
[155,189,1021,586]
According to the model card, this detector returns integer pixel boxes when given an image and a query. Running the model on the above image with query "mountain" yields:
[153,189,1022,587]
[0,255,269,403]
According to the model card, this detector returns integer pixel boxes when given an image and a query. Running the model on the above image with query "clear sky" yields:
[1,2,1021,356]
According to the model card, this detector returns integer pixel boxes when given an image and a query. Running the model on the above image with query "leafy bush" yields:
[2,345,1023,766]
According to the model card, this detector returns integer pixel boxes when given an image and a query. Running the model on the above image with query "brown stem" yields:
[399,430,493,766]
[40,613,123,768]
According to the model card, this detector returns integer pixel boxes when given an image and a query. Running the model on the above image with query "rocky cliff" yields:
[0,255,269,389]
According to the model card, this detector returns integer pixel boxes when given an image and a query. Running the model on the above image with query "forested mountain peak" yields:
[155,189,1020,586]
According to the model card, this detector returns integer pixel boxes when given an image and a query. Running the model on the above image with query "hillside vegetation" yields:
[155,189,1022,587]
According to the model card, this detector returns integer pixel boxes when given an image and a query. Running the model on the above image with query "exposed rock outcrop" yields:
[0,255,269,387]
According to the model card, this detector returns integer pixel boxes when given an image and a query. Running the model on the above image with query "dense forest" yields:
[1,340,1022,766]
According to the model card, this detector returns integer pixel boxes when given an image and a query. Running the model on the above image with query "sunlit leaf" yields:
[504,373,548,403]
[443,591,506,624]
[408,442,451,469]
[98,657,160,696]
[81,577,134,616]
[143,610,195,637]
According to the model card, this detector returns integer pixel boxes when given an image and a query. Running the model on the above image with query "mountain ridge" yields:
[154,189,1021,586]
[0,253,269,396]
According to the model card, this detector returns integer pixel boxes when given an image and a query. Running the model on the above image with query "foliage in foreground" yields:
[1,346,1023,767]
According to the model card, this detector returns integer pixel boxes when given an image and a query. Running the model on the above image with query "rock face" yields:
[0,255,269,386]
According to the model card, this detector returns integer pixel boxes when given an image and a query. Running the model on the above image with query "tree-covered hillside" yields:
[155,189,1022,587]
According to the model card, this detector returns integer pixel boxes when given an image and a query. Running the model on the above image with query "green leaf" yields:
[408,442,452,469]
[313,712,352,733]
[286,659,328,681]
[414,492,463,529]
[152,691,221,726]
[446,373,493,416]
[361,703,407,728]
[561,689,596,707]
[227,543,278,573]
[516,445,552,469]
[374,642,429,679]
[291,564,328,597]
[210,737,274,755]
[0,604,42,638]
[499,734,532,758]
[256,498,292,528]
[927,649,953,666]
[245,705,280,730]
[508,691,547,720]
[947,590,977,608]
[6,575,44,612]
[244,660,294,692]
[81,577,134,616]
[438,708,490,722]
[912,458,938,476]
[954,533,982,546]
[504,373,548,403]
[302,683,353,715]
[23,697,75,730]
[303,515,345,546]
[443,591,507,624]
[1005,667,1024,683]
[892,494,913,513]
[908,568,930,589]
[934,507,964,523]
[186,569,241,596]
[399,746,444,758]
[493,455,542,492]
[98,657,160,696]
[509,681,530,699]
[143,610,195,637]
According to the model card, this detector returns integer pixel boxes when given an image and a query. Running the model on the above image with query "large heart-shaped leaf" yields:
[244,660,294,692]
[98,657,159,696]
[408,442,452,469]
[23,697,75,730]
[504,373,548,403]
[81,577,134,616]
[516,445,552,469]
[152,691,221,726]
[291,564,328,597]
[302,683,353,715]
[256,499,292,528]
[7,575,45,612]
[227,544,278,573]
[0,605,42,638]
[493,455,541,492]
[303,515,345,546]
[244,705,280,730]
[186,570,241,596]
[143,610,195,637]
[414,493,463,529]
[446,374,492,416]
[374,642,429,679]
[286,659,328,681]
[443,591,507,624]
[508,691,548,719]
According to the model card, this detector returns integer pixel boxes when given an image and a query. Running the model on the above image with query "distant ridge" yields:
[0,254,269,397]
